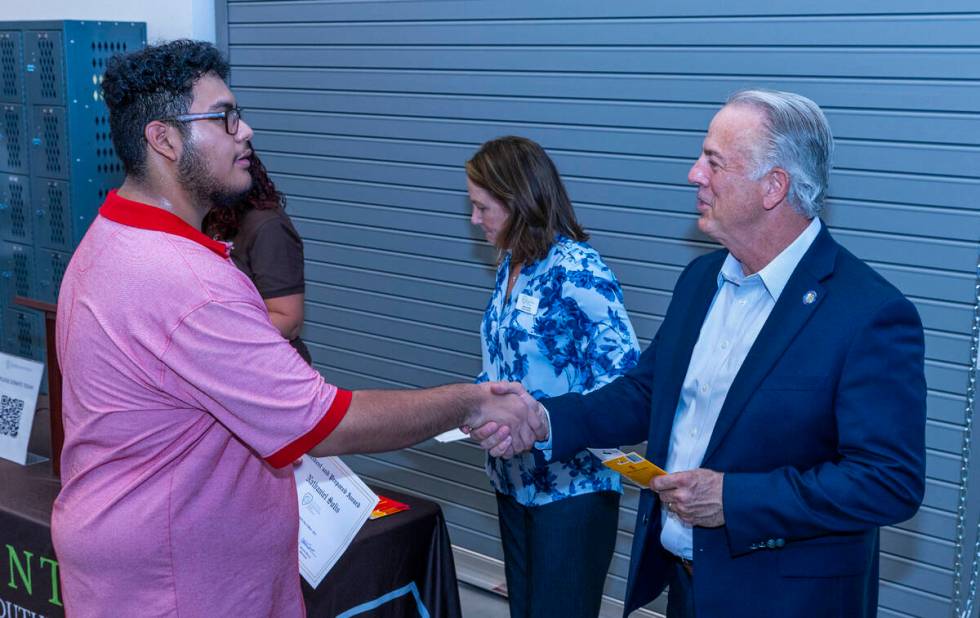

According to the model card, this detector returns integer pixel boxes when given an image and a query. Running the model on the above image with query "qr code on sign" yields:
[1,395,24,438]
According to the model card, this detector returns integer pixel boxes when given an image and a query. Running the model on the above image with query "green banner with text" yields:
[0,510,63,618]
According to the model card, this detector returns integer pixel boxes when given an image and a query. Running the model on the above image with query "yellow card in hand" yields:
[588,448,667,487]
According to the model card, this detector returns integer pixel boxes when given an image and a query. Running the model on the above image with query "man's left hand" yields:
[652,469,725,528]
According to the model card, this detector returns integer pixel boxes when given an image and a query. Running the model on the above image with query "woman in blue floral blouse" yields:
[466,136,640,618]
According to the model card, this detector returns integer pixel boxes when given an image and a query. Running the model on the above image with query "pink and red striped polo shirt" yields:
[52,190,350,617]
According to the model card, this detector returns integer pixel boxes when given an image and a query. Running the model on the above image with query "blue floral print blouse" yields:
[477,236,640,506]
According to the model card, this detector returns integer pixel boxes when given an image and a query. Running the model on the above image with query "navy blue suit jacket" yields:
[544,226,926,618]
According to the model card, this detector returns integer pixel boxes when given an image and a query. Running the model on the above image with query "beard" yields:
[177,139,251,213]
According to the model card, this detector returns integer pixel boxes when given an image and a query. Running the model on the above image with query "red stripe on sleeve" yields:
[265,389,353,468]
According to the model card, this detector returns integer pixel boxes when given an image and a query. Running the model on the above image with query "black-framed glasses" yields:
[169,107,243,135]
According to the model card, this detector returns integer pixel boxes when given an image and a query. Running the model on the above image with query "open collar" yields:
[716,217,823,301]
[99,189,230,259]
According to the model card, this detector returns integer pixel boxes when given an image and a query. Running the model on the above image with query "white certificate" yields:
[434,427,468,443]
[294,455,379,588]
[0,352,45,466]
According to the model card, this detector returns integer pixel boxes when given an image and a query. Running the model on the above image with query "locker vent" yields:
[3,107,21,169]
[47,182,66,246]
[8,179,26,240]
[0,37,16,98]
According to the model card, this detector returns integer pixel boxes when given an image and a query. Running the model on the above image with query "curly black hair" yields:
[101,40,230,179]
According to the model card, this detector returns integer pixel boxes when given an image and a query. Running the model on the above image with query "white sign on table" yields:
[294,455,378,588]
[0,352,45,466]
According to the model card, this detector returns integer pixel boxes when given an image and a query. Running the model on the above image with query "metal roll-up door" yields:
[218,2,980,615]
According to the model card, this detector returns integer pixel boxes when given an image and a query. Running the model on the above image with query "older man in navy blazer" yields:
[477,90,926,618]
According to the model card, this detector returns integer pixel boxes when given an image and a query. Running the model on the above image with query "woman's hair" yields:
[465,136,587,264]
[203,151,285,240]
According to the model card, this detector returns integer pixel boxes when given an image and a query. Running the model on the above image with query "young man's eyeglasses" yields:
[168,107,243,135]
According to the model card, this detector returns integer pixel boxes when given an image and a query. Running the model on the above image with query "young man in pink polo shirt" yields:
[52,40,545,617]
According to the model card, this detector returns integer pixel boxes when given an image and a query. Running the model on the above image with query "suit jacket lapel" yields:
[650,254,723,465]
[701,225,839,465]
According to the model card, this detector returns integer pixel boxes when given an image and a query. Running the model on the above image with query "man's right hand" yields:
[466,382,549,458]
[312,381,547,458]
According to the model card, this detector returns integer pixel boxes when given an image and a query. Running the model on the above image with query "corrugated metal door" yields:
[217,2,980,615]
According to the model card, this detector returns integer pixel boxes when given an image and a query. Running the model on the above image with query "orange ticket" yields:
[588,448,667,487]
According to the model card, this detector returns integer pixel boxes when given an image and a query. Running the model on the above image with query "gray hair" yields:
[726,89,833,218]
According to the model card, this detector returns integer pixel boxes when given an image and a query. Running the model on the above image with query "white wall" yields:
[2,0,215,43]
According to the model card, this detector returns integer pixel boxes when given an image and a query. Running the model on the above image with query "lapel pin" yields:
[802,290,817,305]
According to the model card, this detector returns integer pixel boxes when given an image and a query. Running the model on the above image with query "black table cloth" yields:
[0,410,461,618]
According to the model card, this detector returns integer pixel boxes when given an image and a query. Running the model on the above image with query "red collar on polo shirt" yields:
[99,189,230,259]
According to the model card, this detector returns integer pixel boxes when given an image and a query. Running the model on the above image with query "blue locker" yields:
[20,22,146,254]
[0,103,28,174]
[0,240,34,301]
[2,307,43,362]
[0,20,146,313]
[0,30,23,104]
[0,173,31,245]
[34,247,69,304]
[33,177,69,251]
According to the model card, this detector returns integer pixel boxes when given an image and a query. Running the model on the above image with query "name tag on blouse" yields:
[515,293,539,315]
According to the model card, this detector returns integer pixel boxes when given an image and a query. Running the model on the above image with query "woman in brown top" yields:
[203,151,312,364]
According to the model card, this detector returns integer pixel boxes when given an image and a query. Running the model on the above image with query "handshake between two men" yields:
[467,382,727,530]
[309,380,549,460]
[466,382,550,458]
[309,378,725,530]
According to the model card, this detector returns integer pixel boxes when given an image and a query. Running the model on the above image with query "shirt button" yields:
[700,384,709,394]
[738,299,747,306]
[721,341,729,350]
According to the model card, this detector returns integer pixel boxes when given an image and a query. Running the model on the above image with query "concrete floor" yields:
[458,582,509,618]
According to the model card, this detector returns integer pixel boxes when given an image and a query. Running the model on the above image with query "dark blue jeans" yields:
[496,490,620,618]
[666,558,696,618]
